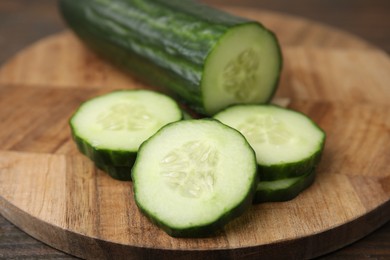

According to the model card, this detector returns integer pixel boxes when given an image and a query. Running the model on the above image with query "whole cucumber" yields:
[59,0,282,115]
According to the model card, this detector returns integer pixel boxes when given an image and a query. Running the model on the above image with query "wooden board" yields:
[0,7,389,259]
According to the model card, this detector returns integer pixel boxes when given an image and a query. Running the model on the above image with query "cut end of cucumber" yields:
[222,48,261,101]
[132,119,257,237]
[202,23,282,115]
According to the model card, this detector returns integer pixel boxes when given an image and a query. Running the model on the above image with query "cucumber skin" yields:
[71,130,137,166]
[58,0,282,115]
[258,146,324,181]
[135,173,259,237]
[254,167,316,203]
[70,129,136,181]
[132,119,259,237]
[94,161,133,181]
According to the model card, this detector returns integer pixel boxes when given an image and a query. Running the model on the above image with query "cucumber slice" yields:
[70,89,183,180]
[254,167,316,203]
[214,105,325,181]
[132,119,258,237]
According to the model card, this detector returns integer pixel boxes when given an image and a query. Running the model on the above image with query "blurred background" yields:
[0,0,389,259]
[0,0,389,65]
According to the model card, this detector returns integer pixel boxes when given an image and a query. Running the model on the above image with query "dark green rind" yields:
[58,0,282,115]
[254,167,317,203]
[132,119,258,237]
[71,128,138,167]
[94,161,133,181]
[258,144,324,181]
[70,127,137,181]
[135,173,258,237]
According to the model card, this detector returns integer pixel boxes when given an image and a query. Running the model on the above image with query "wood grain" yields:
[0,7,389,260]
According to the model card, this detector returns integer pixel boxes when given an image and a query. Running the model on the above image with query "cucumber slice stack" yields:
[214,105,326,203]
[132,119,258,237]
[255,167,316,203]
[69,90,183,180]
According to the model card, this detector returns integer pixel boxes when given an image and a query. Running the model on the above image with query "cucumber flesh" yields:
[214,105,325,181]
[254,167,316,203]
[203,23,281,115]
[70,89,182,180]
[132,119,258,237]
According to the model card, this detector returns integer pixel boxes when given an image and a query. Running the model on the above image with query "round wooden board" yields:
[0,7,389,259]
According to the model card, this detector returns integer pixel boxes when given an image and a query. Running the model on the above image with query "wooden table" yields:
[0,0,389,259]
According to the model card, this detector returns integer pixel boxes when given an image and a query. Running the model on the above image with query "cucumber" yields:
[132,119,258,237]
[214,105,326,181]
[94,161,134,181]
[254,167,316,203]
[59,0,282,115]
[70,89,183,180]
